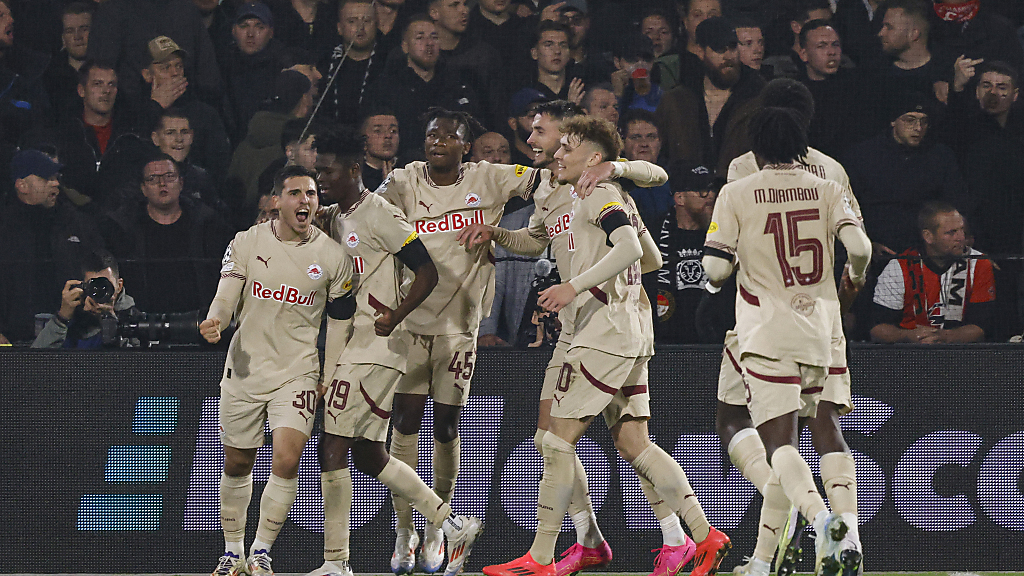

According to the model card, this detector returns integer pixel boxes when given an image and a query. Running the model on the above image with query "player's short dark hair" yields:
[621,108,662,140]
[581,82,616,111]
[316,127,365,168]
[884,0,930,34]
[799,19,836,48]
[790,0,832,23]
[281,118,316,150]
[533,20,571,47]
[81,248,119,279]
[273,165,318,196]
[748,106,808,165]
[918,201,959,233]
[731,13,763,30]
[78,59,117,86]
[63,1,95,18]
[978,60,1019,90]
[761,78,815,129]
[560,116,623,162]
[422,107,485,142]
[535,100,584,122]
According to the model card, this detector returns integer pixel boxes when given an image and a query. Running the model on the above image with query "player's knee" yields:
[223,448,257,476]
[318,434,351,471]
[613,434,650,463]
[351,441,389,477]
[434,420,459,443]
[272,451,302,478]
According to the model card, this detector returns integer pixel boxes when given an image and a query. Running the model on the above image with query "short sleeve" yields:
[219,230,251,282]
[872,259,905,310]
[370,199,419,255]
[704,185,739,256]
[970,259,996,304]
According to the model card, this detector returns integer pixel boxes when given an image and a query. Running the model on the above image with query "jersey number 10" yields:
[764,209,824,287]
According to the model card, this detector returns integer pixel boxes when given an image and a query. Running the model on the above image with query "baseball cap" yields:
[11,149,63,182]
[147,36,188,65]
[890,91,932,121]
[508,88,548,118]
[561,0,588,15]
[269,69,312,113]
[669,162,713,192]
[614,32,655,61]
[695,17,738,53]
[236,1,273,27]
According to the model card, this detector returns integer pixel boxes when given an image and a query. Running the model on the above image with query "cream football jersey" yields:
[567,181,654,358]
[705,167,861,367]
[319,191,420,370]
[218,221,353,396]
[377,161,542,335]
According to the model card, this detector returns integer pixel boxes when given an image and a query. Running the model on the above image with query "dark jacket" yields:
[842,131,969,254]
[317,42,387,127]
[653,66,765,175]
[139,91,232,184]
[226,109,292,212]
[220,39,289,143]
[100,196,231,313]
[267,0,340,58]
[86,0,223,106]
[0,45,54,151]
[801,68,869,158]
[0,197,104,343]
[55,103,144,208]
[931,8,1024,80]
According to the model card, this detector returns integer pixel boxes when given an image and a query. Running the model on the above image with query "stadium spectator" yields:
[518,20,584,102]
[255,118,319,205]
[866,0,944,130]
[371,0,409,58]
[0,149,104,345]
[318,0,385,128]
[44,2,94,117]
[227,68,311,214]
[151,109,220,210]
[871,201,995,343]
[540,0,611,86]
[621,109,670,228]
[505,87,547,166]
[100,153,232,314]
[733,14,765,73]
[641,9,686,91]
[612,32,661,113]
[944,59,1024,338]
[654,16,765,175]
[467,0,531,68]
[139,35,232,184]
[471,132,511,164]
[650,163,718,344]
[55,61,144,208]
[360,109,399,192]
[930,0,1024,79]
[762,0,832,79]
[32,249,139,349]
[362,14,480,160]
[221,2,288,143]
[267,0,340,58]
[429,0,504,129]
[843,92,967,259]
[582,83,618,125]
[87,0,222,106]
[831,0,884,66]
[0,0,53,153]
[797,20,863,156]
[680,0,721,58]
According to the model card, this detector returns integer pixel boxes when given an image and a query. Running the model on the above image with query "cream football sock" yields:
[220,472,252,557]
[630,443,712,542]
[753,472,791,563]
[322,469,352,562]
[770,445,827,522]
[568,453,604,548]
[433,437,461,504]
[530,432,577,565]
[388,430,419,530]
[251,474,298,554]
[639,475,686,546]
[377,457,452,527]
[820,452,858,517]
[728,428,773,494]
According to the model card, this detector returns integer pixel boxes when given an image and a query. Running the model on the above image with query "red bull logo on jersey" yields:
[414,210,484,235]
[252,281,317,306]
[546,211,573,239]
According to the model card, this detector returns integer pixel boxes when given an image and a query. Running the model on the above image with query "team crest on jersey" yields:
[307,264,324,280]
[465,192,481,207]
[791,293,815,316]
[514,164,528,177]
[345,231,360,248]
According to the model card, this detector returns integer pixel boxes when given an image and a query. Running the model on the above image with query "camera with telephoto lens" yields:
[101,309,204,348]
[82,276,115,304]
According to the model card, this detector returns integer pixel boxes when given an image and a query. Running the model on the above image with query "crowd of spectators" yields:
[0,0,1022,347]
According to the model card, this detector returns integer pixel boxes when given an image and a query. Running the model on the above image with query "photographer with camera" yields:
[32,249,138,348]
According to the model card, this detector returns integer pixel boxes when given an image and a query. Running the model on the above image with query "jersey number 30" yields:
[764,209,824,287]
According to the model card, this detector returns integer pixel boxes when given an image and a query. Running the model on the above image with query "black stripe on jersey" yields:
[599,210,631,238]
[395,238,432,272]
[704,246,733,262]
[326,293,356,320]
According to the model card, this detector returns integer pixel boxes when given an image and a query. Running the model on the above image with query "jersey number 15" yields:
[764,209,823,287]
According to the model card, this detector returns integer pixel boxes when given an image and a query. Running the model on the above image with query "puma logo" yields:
[552,394,563,405]
[832,482,853,490]
[418,200,434,212]
[763,524,780,535]
[453,381,465,391]
[256,255,271,268]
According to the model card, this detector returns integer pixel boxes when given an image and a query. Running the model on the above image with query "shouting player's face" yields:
[553,133,599,185]
[277,175,319,240]
[526,112,561,167]
[424,118,469,171]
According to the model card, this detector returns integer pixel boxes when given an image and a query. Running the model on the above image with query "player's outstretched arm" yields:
[374,238,438,336]
[540,224,642,312]
[456,223,549,256]
[575,160,669,198]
